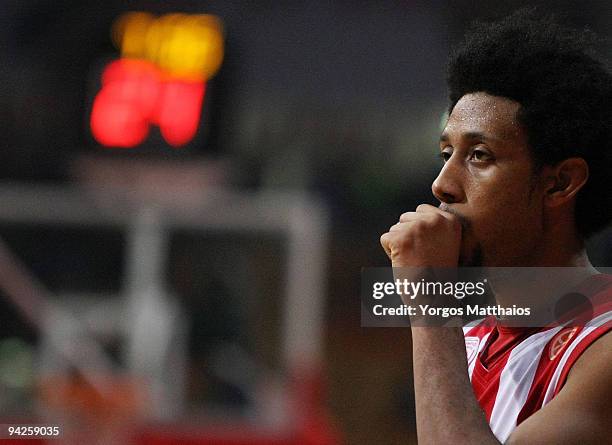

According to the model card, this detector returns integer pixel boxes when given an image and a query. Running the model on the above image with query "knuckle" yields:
[430,212,449,228]
[411,220,428,234]
[445,214,461,229]
[421,214,439,227]
[399,229,413,242]
[380,232,388,245]
[380,232,394,248]
[427,212,441,222]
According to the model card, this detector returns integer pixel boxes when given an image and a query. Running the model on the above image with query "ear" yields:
[543,158,589,207]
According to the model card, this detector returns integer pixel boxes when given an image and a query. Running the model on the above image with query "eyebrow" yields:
[439,131,493,144]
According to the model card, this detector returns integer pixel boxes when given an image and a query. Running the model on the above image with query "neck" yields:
[521,205,596,267]
[489,222,598,325]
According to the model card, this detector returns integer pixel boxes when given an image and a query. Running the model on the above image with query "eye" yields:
[439,148,452,163]
[469,148,492,162]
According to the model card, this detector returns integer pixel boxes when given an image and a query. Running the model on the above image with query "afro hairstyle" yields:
[447,8,612,238]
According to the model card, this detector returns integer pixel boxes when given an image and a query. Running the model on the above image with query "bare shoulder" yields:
[507,330,612,444]
[566,328,612,385]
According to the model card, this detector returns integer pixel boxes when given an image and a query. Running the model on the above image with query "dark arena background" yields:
[0,1,610,444]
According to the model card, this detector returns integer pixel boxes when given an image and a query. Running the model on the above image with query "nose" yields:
[432,157,465,204]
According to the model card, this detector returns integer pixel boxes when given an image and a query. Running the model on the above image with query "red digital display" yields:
[90,59,206,148]
[90,12,223,149]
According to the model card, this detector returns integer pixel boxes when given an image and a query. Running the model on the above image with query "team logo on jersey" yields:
[549,327,579,360]
[465,337,480,363]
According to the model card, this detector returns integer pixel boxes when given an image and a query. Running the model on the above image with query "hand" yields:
[380,204,462,268]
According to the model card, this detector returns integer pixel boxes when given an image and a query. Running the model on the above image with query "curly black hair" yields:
[447,8,612,238]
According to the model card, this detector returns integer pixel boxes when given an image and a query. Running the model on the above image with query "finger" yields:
[389,221,413,231]
[399,212,439,222]
[399,212,418,222]
[415,203,456,222]
[390,219,433,232]
[380,232,392,256]
[415,203,442,214]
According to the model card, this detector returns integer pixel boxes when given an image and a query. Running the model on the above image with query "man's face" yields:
[434,92,545,266]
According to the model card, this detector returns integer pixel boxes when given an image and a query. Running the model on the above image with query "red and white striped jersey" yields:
[463,273,612,443]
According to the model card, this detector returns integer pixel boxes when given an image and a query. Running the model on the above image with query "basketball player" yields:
[380,10,611,444]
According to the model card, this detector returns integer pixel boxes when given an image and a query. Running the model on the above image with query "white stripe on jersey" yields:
[542,310,612,407]
[467,333,490,381]
[488,326,564,443]
[463,318,486,334]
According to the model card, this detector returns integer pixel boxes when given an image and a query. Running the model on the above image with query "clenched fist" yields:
[380,204,462,268]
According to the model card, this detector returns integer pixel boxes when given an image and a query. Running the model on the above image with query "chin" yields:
[458,243,484,267]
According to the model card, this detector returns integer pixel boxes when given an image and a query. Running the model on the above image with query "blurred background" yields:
[0,0,610,444]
